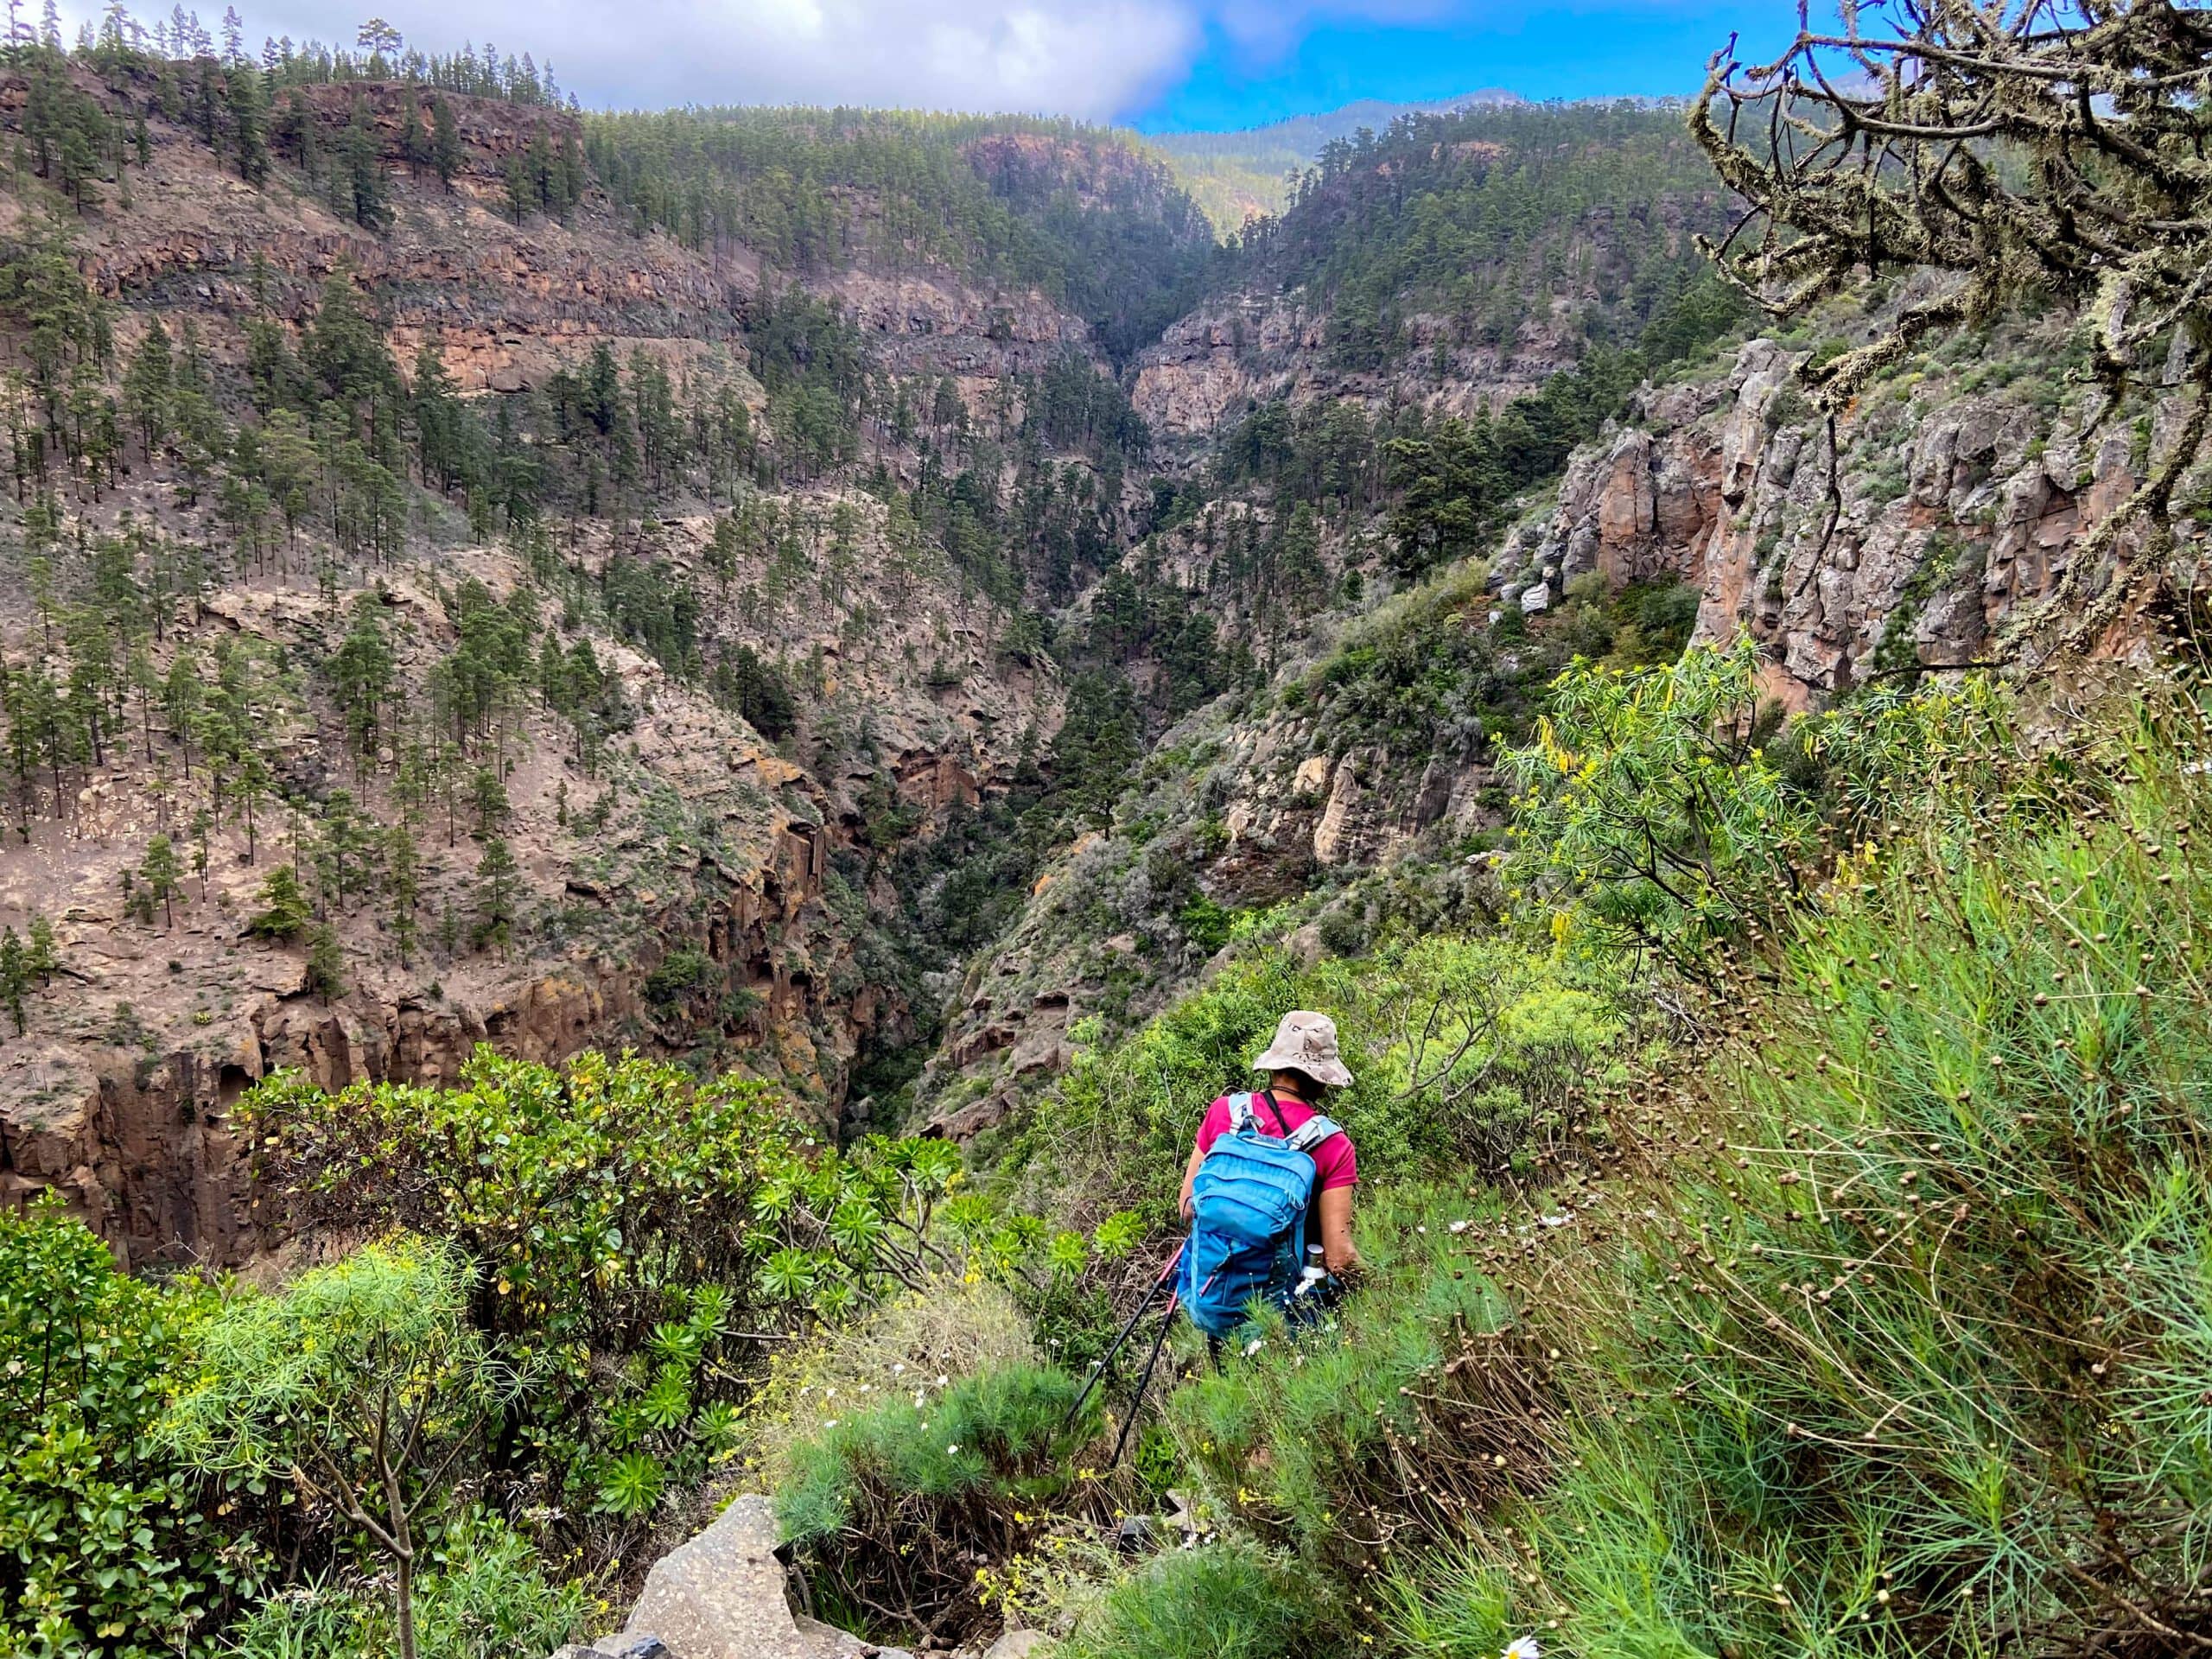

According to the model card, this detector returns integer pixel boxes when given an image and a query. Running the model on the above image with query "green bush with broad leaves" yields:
[238,1048,964,1545]
[0,1196,251,1659]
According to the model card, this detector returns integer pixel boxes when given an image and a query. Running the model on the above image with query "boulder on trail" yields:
[555,1495,915,1659]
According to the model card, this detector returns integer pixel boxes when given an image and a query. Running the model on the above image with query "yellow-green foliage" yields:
[1392,696,2212,1657]
[734,1276,1039,1491]
[1001,928,1630,1226]
[239,1048,966,1525]
[1505,639,2021,969]
[1503,634,1821,963]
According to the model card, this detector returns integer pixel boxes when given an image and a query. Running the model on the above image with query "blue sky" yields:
[1134,3,1803,130]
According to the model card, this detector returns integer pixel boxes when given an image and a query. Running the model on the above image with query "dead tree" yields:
[1691,0,2212,630]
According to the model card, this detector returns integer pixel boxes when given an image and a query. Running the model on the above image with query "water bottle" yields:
[1294,1243,1327,1298]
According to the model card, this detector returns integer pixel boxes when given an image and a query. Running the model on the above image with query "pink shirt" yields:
[1194,1092,1357,1192]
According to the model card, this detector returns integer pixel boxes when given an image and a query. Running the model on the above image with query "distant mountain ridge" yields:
[1145,88,1526,227]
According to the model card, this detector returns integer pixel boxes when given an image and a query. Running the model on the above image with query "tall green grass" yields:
[775,1363,1104,1643]
[1392,707,2212,1656]
[1168,1187,1524,1573]
[1053,1540,1323,1659]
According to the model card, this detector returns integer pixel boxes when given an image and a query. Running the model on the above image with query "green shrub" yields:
[1395,696,2212,1658]
[162,1236,504,1659]
[1503,634,1823,968]
[642,945,716,1007]
[1055,1540,1324,1659]
[735,1277,1039,1490]
[1505,640,2025,972]
[776,1363,1103,1641]
[222,1512,587,1659]
[240,1050,963,1543]
[0,1197,249,1659]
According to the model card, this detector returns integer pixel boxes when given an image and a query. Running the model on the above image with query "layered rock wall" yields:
[1503,332,2196,706]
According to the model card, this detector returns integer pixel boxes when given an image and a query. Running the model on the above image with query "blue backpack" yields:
[1179,1092,1343,1338]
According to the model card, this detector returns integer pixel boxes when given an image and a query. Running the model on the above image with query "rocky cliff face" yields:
[0,75,1082,1263]
[1131,285,1580,444]
[1501,325,2197,709]
[0,499,1054,1266]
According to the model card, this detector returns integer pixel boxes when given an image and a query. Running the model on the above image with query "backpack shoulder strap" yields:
[1226,1092,1257,1134]
[1286,1114,1343,1155]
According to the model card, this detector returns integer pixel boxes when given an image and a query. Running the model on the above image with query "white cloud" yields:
[62,0,1478,118]
[143,0,1204,117]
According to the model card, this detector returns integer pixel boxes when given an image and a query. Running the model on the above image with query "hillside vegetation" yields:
[584,106,1219,362]
[1148,91,1523,228]
[5,1,2212,1656]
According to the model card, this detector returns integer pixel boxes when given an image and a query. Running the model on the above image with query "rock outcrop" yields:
[584,1496,912,1659]
[1503,329,2198,707]
[1130,287,1578,445]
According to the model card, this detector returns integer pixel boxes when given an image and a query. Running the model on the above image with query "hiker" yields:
[1177,1011,1361,1342]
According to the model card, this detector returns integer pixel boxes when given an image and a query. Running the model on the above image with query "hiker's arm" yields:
[1179,1144,1205,1221]
[1317,1185,1361,1277]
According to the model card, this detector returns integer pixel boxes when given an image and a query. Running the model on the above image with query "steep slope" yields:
[1148,89,1524,228]
[0,48,1188,1264]
[915,213,2205,1145]
[1133,102,1730,444]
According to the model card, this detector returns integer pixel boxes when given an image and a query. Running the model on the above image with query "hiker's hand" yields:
[1179,1191,1194,1222]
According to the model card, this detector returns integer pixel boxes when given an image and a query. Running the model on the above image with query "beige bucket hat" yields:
[1251,1010,1354,1090]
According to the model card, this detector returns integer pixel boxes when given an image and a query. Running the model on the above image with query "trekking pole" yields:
[1106,1288,1179,1470]
[1065,1240,1184,1428]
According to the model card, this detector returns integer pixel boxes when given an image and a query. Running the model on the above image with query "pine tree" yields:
[315,789,378,910]
[334,96,387,229]
[123,318,174,456]
[304,922,343,1001]
[0,927,28,1035]
[409,338,465,489]
[247,861,311,939]
[385,823,419,965]
[397,98,429,177]
[226,61,268,185]
[138,832,182,928]
[429,94,461,189]
[471,836,519,954]
[502,151,531,225]
[189,807,213,898]
[24,915,59,981]
[471,764,508,835]
[328,595,397,759]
